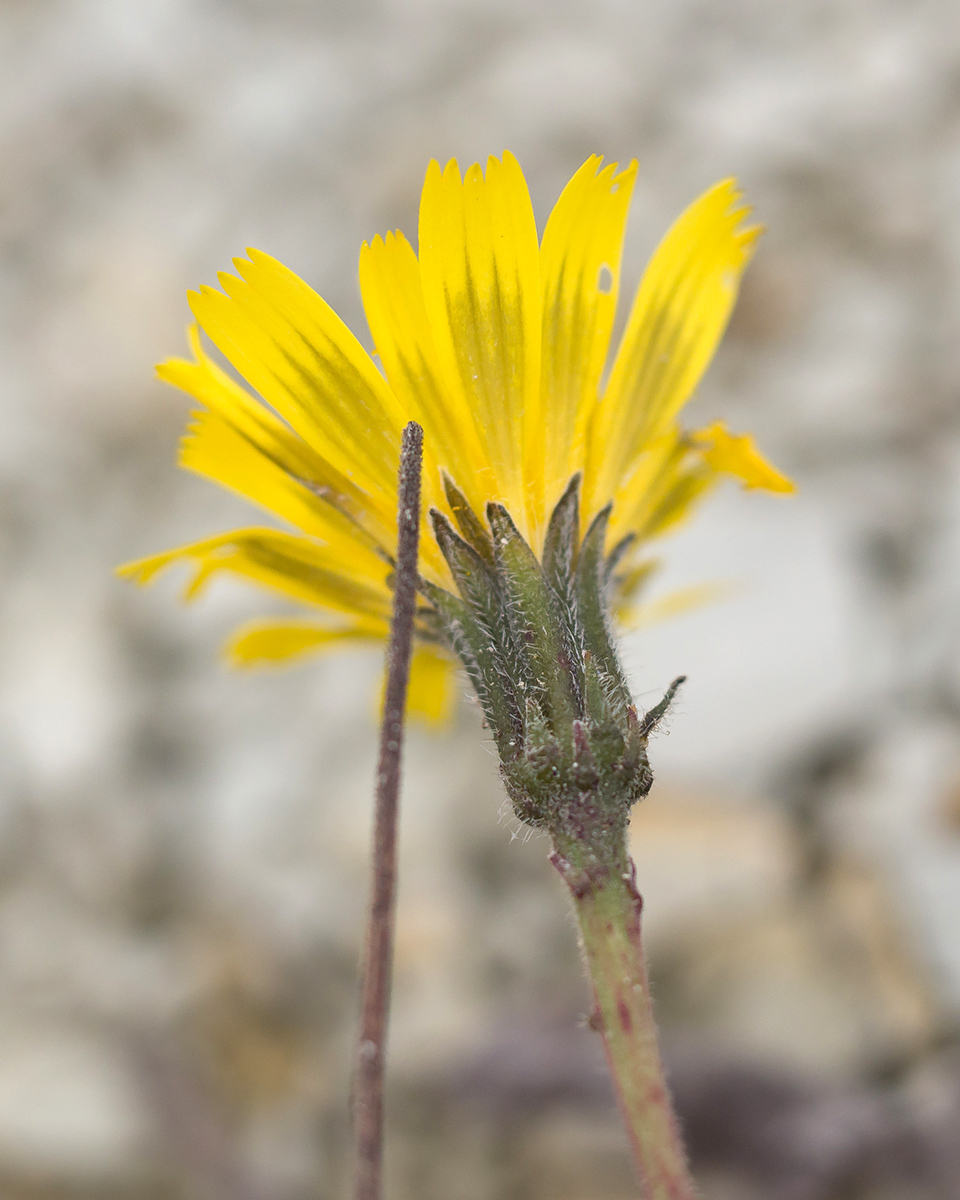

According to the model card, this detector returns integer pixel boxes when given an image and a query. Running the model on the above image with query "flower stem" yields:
[353,421,423,1200]
[551,840,696,1200]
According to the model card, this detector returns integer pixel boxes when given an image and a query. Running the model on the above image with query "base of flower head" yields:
[421,473,684,848]
[506,674,684,857]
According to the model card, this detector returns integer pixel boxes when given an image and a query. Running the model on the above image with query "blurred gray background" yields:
[3,1,960,1198]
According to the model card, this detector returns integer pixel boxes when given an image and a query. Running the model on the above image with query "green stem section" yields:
[552,842,696,1200]
[425,471,694,1195]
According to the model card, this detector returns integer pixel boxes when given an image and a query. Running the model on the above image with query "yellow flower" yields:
[119,153,792,724]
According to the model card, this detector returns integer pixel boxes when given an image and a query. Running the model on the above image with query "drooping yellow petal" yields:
[691,421,795,493]
[118,527,393,620]
[359,231,486,516]
[642,470,715,542]
[608,553,657,607]
[160,326,393,546]
[179,405,378,550]
[405,646,459,726]
[620,581,733,630]
[608,431,705,545]
[161,339,405,574]
[612,422,792,552]
[418,154,541,531]
[162,323,451,584]
[588,179,760,511]
[226,617,386,667]
[168,342,388,559]
[538,155,637,519]
[189,249,405,499]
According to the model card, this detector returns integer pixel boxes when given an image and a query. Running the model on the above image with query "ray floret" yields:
[120,152,793,722]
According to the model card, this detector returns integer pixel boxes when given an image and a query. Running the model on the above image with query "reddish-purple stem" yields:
[353,421,423,1200]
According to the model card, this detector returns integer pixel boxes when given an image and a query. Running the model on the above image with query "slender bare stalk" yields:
[353,420,423,1200]
[552,841,696,1200]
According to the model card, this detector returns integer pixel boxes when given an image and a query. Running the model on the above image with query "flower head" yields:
[120,153,792,728]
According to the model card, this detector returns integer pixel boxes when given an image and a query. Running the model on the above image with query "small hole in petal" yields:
[597,264,614,294]
[610,183,619,194]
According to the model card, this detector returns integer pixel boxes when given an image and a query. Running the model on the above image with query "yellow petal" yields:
[118,527,393,620]
[179,406,449,589]
[359,231,486,516]
[162,341,400,574]
[405,645,459,726]
[160,326,393,547]
[609,431,710,545]
[620,581,733,630]
[180,405,386,554]
[189,249,405,499]
[538,155,637,517]
[226,617,385,667]
[609,556,659,618]
[418,154,541,532]
[641,468,715,541]
[588,179,760,511]
[691,421,795,493]
[162,324,450,585]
